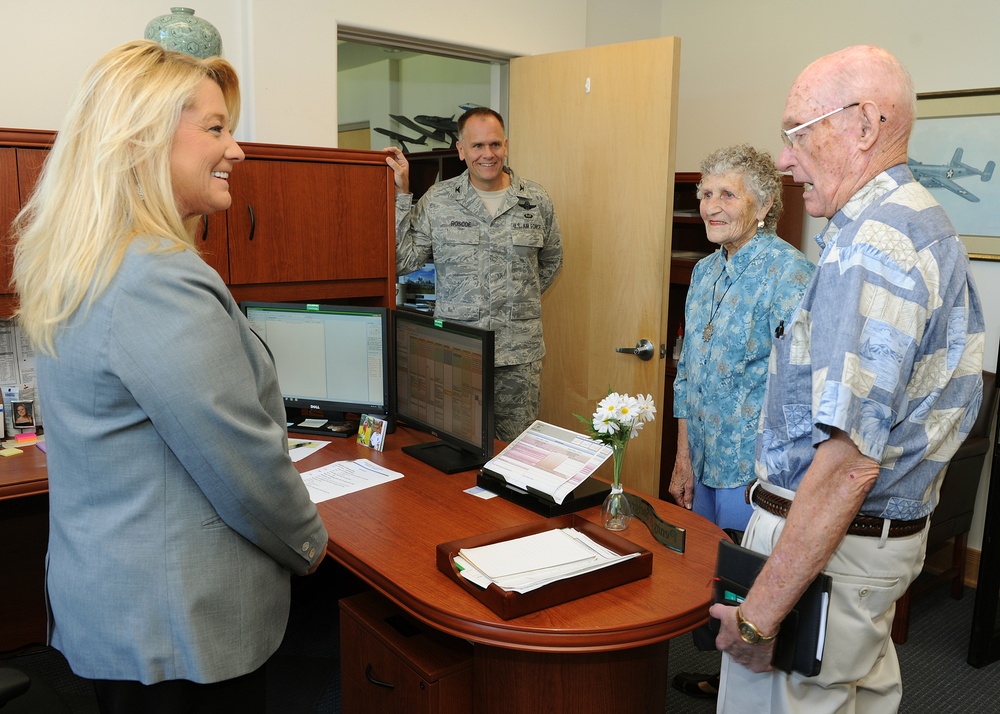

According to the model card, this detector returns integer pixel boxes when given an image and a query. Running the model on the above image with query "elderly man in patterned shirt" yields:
[386,107,563,441]
[712,45,985,714]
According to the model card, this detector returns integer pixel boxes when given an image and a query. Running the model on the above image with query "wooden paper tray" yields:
[436,514,653,620]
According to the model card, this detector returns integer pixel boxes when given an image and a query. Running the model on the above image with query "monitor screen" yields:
[243,302,390,437]
[392,309,495,473]
[398,262,436,311]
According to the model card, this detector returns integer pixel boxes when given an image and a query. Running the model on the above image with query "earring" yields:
[131,167,145,202]
[757,219,765,229]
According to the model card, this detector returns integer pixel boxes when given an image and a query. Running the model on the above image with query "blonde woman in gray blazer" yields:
[11,41,328,713]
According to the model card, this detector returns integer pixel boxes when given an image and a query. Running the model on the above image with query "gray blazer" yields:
[38,238,328,684]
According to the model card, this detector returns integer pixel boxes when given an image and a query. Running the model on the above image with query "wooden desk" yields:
[0,443,49,649]
[2,431,723,710]
[300,426,724,713]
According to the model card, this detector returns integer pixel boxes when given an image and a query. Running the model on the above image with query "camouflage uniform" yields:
[395,166,563,440]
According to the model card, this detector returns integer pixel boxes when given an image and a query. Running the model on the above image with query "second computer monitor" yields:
[392,309,495,473]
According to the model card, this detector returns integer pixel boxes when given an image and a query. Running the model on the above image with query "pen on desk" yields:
[775,320,785,339]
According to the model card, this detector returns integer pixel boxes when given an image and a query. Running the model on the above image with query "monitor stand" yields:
[402,440,487,474]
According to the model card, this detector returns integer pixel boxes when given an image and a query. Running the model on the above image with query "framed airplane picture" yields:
[910,87,1000,260]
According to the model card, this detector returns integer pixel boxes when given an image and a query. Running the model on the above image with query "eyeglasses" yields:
[781,102,886,148]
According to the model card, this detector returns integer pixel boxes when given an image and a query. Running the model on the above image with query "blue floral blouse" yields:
[673,232,814,489]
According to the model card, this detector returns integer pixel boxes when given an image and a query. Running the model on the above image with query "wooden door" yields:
[509,37,681,497]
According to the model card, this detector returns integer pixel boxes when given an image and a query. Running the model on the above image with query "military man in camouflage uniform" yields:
[386,107,563,441]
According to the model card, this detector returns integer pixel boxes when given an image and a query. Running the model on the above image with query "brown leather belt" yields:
[746,481,927,538]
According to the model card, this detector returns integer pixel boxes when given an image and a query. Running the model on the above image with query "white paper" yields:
[465,485,498,499]
[817,591,830,660]
[460,528,596,579]
[299,458,403,502]
[455,527,639,593]
[287,439,329,463]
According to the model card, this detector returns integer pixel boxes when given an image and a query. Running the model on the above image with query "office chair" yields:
[0,668,31,709]
[892,370,999,645]
[0,659,72,712]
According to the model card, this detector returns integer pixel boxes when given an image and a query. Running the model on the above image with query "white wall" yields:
[338,53,492,152]
[0,0,586,145]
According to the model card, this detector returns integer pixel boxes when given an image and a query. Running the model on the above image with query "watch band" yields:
[736,605,778,645]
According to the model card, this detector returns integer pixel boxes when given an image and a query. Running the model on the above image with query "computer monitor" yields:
[242,302,390,437]
[392,309,495,473]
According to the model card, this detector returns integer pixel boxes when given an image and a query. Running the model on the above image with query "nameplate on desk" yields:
[626,494,686,553]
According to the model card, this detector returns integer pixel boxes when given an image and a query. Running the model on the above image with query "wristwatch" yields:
[736,606,778,645]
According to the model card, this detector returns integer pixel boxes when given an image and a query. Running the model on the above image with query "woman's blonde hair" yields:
[11,39,240,355]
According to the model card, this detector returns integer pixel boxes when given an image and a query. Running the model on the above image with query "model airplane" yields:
[908,148,995,202]
[373,127,427,154]
[414,115,458,145]
[389,114,447,143]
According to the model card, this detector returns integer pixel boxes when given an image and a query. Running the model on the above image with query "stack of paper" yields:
[454,527,639,593]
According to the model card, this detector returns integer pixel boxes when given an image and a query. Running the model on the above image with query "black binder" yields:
[711,539,832,677]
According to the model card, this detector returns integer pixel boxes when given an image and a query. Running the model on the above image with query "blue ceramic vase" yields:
[144,7,222,59]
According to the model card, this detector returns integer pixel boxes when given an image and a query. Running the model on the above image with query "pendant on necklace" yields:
[702,322,713,342]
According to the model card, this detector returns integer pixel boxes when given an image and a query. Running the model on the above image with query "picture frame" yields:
[911,87,1000,261]
[11,400,35,430]
[357,414,388,452]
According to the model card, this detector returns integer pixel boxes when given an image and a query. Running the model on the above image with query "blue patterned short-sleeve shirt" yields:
[756,165,984,519]
[674,232,814,489]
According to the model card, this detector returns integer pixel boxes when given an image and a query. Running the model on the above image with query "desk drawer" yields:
[340,591,472,714]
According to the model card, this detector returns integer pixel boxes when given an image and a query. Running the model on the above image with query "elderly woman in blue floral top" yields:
[670,144,814,699]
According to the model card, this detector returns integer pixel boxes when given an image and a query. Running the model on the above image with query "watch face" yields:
[739,621,759,644]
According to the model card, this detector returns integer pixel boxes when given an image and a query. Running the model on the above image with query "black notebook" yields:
[711,539,832,677]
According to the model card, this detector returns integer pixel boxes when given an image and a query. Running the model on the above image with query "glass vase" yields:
[602,444,632,530]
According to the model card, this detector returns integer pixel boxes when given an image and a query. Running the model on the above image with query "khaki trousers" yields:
[718,507,926,714]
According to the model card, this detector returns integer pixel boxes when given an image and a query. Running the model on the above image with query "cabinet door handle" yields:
[364,663,395,689]
[246,204,256,242]
[201,214,209,242]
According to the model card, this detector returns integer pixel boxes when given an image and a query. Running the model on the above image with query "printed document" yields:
[481,420,612,504]
[300,459,403,502]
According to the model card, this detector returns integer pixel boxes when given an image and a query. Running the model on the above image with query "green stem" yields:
[612,441,628,490]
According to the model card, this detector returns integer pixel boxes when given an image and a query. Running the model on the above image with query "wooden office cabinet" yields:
[226,157,388,285]
[1,139,51,316]
[0,148,17,304]
[0,130,397,315]
[194,210,230,283]
[405,149,465,201]
[340,590,473,714]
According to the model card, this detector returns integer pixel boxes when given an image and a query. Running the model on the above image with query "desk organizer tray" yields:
[436,514,653,620]
[476,470,611,516]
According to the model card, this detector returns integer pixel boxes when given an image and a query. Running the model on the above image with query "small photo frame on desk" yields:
[357,414,387,452]
[11,400,35,430]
